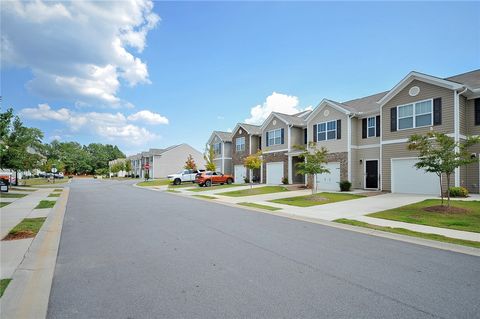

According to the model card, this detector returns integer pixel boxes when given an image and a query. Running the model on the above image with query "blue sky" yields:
[2,1,479,155]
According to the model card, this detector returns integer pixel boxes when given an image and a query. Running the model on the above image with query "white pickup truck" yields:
[167,169,204,185]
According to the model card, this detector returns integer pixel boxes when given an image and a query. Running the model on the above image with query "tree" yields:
[184,154,197,170]
[295,142,330,194]
[125,160,132,177]
[204,144,216,171]
[243,151,262,188]
[1,108,44,185]
[408,132,480,207]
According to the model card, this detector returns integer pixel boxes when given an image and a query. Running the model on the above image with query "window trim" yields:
[367,116,376,138]
[316,120,337,141]
[267,128,283,146]
[235,137,245,152]
[213,142,222,155]
[397,98,433,131]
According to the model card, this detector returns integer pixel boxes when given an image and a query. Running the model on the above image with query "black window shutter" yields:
[475,98,480,126]
[303,128,307,144]
[433,98,442,126]
[362,118,367,139]
[336,120,341,140]
[266,131,269,147]
[280,128,285,144]
[390,107,397,132]
[313,124,317,142]
[376,115,381,137]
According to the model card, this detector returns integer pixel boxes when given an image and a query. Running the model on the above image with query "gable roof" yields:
[233,123,262,136]
[342,91,388,114]
[305,99,354,123]
[208,131,233,144]
[446,69,480,90]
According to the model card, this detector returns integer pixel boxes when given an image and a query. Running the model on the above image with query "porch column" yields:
[288,155,292,184]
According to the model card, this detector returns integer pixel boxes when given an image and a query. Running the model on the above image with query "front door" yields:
[365,160,378,189]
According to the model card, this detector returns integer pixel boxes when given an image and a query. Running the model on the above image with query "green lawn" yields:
[188,184,241,192]
[0,193,27,198]
[0,202,11,208]
[0,279,12,298]
[168,183,197,189]
[167,189,181,193]
[20,178,69,186]
[136,179,171,187]
[53,189,63,192]
[48,193,61,197]
[10,187,37,192]
[35,200,56,209]
[4,217,47,240]
[218,186,288,197]
[335,219,480,249]
[193,195,217,200]
[368,199,480,233]
[238,202,281,211]
[270,192,364,207]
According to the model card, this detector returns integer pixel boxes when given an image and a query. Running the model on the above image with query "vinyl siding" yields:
[262,115,288,151]
[464,144,480,194]
[307,105,348,153]
[382,80,455,140]
[251,135,261,153]
[466,99,480,136]
[153,144,206,178]
[352,147,380,189]
[290,127,304,149]
[459,95,467,136]
[355,115,381,146]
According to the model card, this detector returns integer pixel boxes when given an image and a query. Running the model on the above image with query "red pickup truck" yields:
[195,171,233,187]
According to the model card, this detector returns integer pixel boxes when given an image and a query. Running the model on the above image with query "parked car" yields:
[54,172,64,179]
[167,169,205,185]
[195,171,233,187]
[0,179,9,192]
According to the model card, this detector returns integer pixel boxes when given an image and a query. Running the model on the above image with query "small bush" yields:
[448,186,468,197]
[282,177,289,185]
[339,180,352,192]
[243,177,250,184]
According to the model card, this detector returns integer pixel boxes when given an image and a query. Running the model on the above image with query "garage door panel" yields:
[266,162,283,185]
[392,158,440,195]
[316,162,340,191]
[234,165,246,184]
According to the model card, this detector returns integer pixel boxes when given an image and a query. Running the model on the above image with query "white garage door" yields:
[391,158,440,195]
[316,162,340,191]
[266,162,284,185]
[234,165,246,184]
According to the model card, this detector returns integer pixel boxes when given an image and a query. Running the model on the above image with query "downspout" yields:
[287,124,292,184]
[347,113,353,182]
[454,87,467,187]
[221,142,225,174]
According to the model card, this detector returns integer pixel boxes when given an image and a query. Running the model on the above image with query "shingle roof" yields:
[273,112,308,127]
[238,123,262,135]
[341,91,388,114]
[446,69,480,90]
[128,145,181,159]
[213,131,233,142]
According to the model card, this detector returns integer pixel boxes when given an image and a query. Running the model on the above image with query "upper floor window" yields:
[213,142,222,155]
[367,117,376,137]
[267,129,282,146]
[236,137,245,152]
[398,99,432,130]
[317,120,337,141]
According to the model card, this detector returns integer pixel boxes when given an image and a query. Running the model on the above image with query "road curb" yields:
[0,187,70,318]
[148,187,480,257]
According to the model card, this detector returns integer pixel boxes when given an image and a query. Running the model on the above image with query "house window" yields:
[267,129,282,146]
[367,117,376,137]
[317,120,336,141]
[398,99,433,130]
[236,137,245,152]
[213,142,222,155]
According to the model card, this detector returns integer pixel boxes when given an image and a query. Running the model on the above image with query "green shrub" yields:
[448,186,468,197]
[244,177,250,184]
[339,180,352,192]
[282,177,289,185]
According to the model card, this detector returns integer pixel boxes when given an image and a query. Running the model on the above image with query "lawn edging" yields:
[0,187,70,317]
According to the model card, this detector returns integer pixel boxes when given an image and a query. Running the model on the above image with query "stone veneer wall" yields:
[306,152,348,187]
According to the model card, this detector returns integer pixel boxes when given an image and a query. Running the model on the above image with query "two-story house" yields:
[260,111,311,185]
[231,123,262,183]
[207,131,233,175]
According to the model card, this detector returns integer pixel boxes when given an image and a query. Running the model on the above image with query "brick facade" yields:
[262,152,288,183]
[232,128,250,177]
[306,151,348,186]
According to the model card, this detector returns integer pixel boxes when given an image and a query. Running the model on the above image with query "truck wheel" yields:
[205,180,212,187]
[226,178,233,184]
[173,178,181,185]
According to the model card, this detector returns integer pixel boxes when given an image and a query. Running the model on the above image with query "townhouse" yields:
[231,123,262,183]
[207,131,233,175]
[206,69,480,195]
[128,144,205,179]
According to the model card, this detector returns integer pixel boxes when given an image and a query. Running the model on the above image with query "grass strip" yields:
[3,217,47,240]
[48,193,61,197]
[0,279,12,298]
[167,189,181,193]
[53,188,63,192]
[137,179,171,187]
[188,184,241,192]
[238,202,281,211]
[0,193,27,198]
[270,192,364,207]
[10,187,37,192]
[334,218,480,249]
[193,195,217,200]
[219,186,288,197]
[0,202,11,208]
[35,200,56,209]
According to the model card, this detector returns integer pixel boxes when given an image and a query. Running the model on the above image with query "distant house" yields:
[127,144,205,179]
[207,131,233,175]
[108,158,127,177]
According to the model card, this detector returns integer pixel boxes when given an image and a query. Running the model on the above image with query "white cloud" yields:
[1,0,159,107]
[127,110,169,125]
[20,104,165,145]
[245,92,312,125]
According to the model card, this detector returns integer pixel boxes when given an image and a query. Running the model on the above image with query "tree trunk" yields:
[438,174,444,206]
[446,174,451,207]
[15,170,18,186]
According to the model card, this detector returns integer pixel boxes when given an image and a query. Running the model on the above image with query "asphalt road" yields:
[48,179,480,319]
